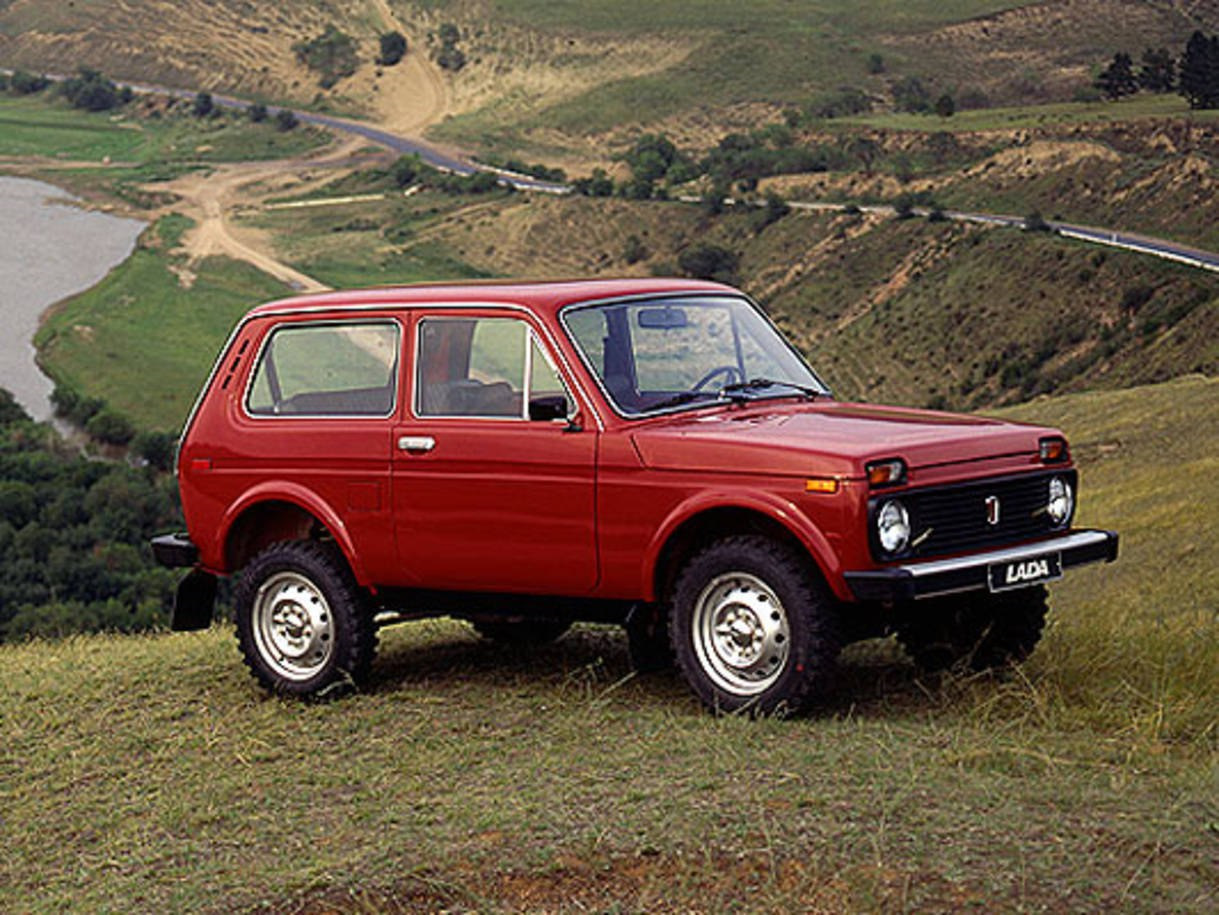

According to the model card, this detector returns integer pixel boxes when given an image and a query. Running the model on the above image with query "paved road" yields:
[20,71,1219,273]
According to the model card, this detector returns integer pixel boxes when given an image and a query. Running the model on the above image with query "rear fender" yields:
[219,481,369,585]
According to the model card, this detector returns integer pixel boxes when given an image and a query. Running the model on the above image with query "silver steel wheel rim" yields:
[692,572,790,696]
[252,571,335,681]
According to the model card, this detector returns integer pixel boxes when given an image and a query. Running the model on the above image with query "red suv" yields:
[153,279,1117,713]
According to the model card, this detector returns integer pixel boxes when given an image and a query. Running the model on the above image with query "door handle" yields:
[397,435,436,453]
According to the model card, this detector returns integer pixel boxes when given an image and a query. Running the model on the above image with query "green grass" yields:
[34,217,290,432]
[0,94,329,164]
[0,376,1216,911]
[839,93,1219,133]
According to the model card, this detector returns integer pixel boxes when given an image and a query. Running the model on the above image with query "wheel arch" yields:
[644,496,846,604]
[220,482,368,584]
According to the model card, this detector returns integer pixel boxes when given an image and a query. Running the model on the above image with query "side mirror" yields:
[529,395,569,422]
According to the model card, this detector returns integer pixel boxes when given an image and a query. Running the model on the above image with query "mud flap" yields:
[171,569,217,631]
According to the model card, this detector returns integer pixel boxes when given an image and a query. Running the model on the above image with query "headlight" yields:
[877,500,910,554]
[1047,476,1073,526]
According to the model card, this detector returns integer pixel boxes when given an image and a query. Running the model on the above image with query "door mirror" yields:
[529,395,569,422]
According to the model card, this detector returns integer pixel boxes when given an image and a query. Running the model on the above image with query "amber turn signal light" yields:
[865,458,906,488]
[805,477,839,494]
[1039,437,1068,463]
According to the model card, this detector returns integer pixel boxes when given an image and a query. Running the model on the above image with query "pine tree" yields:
[1178,31,1219,109]
[1096,52,1138,100]
[1137,47,1175,92]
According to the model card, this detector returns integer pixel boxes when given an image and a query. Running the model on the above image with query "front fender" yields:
[217,480,369,585]
[641,489,848,602]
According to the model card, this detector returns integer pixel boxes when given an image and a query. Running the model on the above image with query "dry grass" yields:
[1,376,1216,912]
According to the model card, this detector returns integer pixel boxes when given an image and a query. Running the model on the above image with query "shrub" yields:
[192,91,214,118]
[131,431,177,472]
[378,31,407,66]
[294,24,359,88]
[9,70,50,95]
[84,410,136,446]
[248,103,268,123]
[677,243,739,284]
[274,109,299,131]
[622,235,648,265]
[60,69,122,112]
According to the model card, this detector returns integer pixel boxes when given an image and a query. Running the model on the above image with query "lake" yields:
[0,175,145,422]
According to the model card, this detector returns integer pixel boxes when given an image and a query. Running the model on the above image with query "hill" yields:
[1,375,1215,912]
[3,1,1217,156]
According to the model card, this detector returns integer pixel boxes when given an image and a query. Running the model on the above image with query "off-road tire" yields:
[471,618,571,645]
[234,540,377,698]
[624,602,674,673]
[668,535,840,716]
[897,585,1049,673]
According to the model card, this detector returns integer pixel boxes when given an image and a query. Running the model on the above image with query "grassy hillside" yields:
[1,376,1215,912]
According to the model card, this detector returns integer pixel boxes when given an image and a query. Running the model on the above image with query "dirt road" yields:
[161,5,450,291]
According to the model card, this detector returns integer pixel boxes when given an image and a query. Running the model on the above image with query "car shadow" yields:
[365,621,963,720]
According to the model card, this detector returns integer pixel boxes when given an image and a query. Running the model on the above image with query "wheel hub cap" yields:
[693,572,790,696]
[253,572,334,681]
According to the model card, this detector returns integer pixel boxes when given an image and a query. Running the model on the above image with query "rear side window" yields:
[247,321,400,417]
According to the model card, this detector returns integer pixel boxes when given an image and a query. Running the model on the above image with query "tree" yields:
[294,24,359,88]
[192,91,214,118]
[60,69,122,111]
[1095,52,1137,100]
[378,31,407,66]
[1178,31,1219,110]
[9,70,50,94]
[248,103,268,123]
[934,93,956,118]
[391,154,422,187]
[573,168,614,197]
[1138,47,1175,92]
[434,23,466,71]
[85,410,136,446]
[892,76,931,113]
[275,109,299,131]
[677,244,739,284]
[131,431,176,472]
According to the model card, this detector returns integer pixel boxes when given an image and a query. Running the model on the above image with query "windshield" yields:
[562,295,828,416]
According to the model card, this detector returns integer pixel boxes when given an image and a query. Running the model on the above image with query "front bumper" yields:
[844,529,1118,602]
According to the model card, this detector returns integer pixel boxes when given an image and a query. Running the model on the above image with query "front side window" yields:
[247,321,400,416]
[563,295,826,416]
[416,316,572,420]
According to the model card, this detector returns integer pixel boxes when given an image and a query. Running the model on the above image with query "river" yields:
[0,176,145,422]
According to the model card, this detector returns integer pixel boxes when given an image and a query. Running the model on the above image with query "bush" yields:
[573,168,614,197]
[84,410,136,446]
[622,235,649,265]
[192,91,214,118]
[294,24,359,88]
[391,154,422,188]
[9,70,50,95]
[131,431,177,472]
[378,31,407,66]
[0,389,30,427]
[677,243,739,284]
[434,23,466,72]
[248,103,268,123]
[60,69,123,112]
[275,109,299,131]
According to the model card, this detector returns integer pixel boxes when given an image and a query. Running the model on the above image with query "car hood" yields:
[629,400,1058,479]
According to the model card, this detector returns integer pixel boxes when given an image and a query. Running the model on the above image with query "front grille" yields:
[869,469,1077,561]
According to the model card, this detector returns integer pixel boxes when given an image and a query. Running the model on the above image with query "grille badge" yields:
[985,495,1001,526]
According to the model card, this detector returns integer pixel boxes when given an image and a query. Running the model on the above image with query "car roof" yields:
[246,278,739,321]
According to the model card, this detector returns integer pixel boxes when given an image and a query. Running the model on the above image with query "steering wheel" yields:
[691,364,743,392]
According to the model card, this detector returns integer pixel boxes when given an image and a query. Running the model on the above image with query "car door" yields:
[391,310,599,594]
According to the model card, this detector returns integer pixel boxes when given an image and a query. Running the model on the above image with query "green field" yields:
[34,216,290,432]
[0,376,1215,911]
[0,94,329,164]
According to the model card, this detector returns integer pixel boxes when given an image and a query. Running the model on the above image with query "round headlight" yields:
[877,499,910,554]
[1047,476,1073,526]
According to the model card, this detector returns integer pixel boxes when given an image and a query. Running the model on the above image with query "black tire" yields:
[624,602,674,673]
[668,535,840,716]
[897,585,1049,673]
[471,618,571,645]
[234,540,377,698]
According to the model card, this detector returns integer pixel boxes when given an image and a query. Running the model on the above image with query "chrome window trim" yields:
[558,292,831,422]
[241,318,403,421]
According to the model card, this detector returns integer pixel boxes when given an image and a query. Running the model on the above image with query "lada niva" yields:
[153,279,1118,713]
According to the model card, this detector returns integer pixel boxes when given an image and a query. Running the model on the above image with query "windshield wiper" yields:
[647,391,721,412]
[719,377,824,400]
